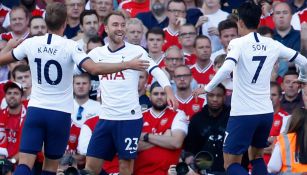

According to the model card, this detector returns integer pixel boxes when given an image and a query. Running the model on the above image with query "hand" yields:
[125,54,150,70]
[192,84,206,100]
[195,15,208,28]
[6,38,24,49]
[168,164,177,175]
[165,86,178,111]
[208,27,219,36]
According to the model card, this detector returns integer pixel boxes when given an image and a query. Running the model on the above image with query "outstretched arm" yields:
[81,54,150,75]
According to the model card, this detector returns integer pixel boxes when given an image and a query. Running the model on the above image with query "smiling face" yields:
[105,14,126,45]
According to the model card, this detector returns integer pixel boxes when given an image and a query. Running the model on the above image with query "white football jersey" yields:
[227,32,298,116]
[88,42,158,120]
[12,33,87,113]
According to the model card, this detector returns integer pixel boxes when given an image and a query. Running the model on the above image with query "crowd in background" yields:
[0,0,306,174]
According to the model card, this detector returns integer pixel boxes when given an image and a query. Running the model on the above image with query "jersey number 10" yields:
[34,58,62,85]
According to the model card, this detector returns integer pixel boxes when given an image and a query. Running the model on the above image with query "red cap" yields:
[3,81,23,93]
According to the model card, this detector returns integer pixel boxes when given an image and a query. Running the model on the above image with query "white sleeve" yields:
[12,39,28,61]
[151,67,171,89]
[77,125,92,155]
[267,143,282,173]
[225,39,241,63]
[70,41,89,68]
[171,110,189,135]
[291,12,301,31]
[205,59,235,92]
[294,54,307,83]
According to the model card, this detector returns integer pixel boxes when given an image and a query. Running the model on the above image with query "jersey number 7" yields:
[251,56,267,84]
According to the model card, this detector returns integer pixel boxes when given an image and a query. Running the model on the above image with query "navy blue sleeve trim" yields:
[254,32,259,42]
[149,65,158,75]
[47,34,52,44]
[225,57,237,64]
[11,50,19,61]
[79,57,91,68]
[289,52,298,62]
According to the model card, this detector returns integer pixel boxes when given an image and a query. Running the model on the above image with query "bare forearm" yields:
[138,141,154,151]
[147,133,183,149]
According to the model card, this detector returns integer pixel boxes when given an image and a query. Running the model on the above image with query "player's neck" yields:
[75,97,89,106]
[8,105,22,115]
[48,28,64,36]
[241,29,257,36]
[108,40,125,52]
[176,89,192,100]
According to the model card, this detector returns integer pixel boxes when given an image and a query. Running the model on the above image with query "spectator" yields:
[125,18,144,46]
[268,108,307,173]
[0,6,29,41]
[301,21,307,56]
[136,0,169,30]
[210,19,238,62]
[163,45,185,90]
[77,10,99,51]
[287,0,307,14]
[12,65,31,102]
[138,70,152,111]
[0,81,27,161]
[263,82,290,164]
[291,8,307,31]
[2,0,44,29]
[162,0,187,51]
[134,82,188,175]
[280,69,304,114]
[198,0,229,52]
[190,35,216,85]
[257,0,275,29]
[184,84,230,174]
[257,25,274,38]
[178,24,197,66]
[146,27,165,68]
[174,65,206,119]
[29,16,47,37]
[119,0,150,17]
[145,27,166,85]
[0,3,10,25]
[273,2,301,76]
[94,0,114,41]
[303,83,307,108]
[64,0,85,39]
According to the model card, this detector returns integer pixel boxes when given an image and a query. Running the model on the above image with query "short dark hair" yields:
[283,68,299,79]
[29,16,44,27]
[104,11,126,25]
[237,2,262,29]
[45,2,67,31]
[80,10,98,25]
[12,65,30,79]
[10,6,29,19]
[146,27,165,40]
[257,26,273,36]
[194,35,211,47]
[216,83,226,95]
[150,81,162,93]
[167,0,186,11]
[218,19,238,35]
[87,36,103,45]
[270,81,282,96]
